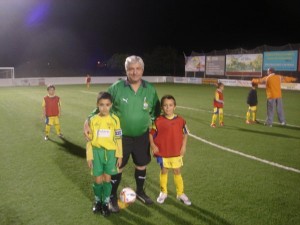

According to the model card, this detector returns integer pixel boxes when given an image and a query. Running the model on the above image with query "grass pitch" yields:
[0,83,299,225]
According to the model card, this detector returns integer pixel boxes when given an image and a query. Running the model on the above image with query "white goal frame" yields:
[0,67,15,79]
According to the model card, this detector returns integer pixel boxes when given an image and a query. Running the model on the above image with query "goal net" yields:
[0,67,15,79]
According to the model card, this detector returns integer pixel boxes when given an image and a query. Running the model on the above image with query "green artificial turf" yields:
[0,83,299,225]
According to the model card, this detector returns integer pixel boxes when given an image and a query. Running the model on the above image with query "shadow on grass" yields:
[48,138,231,225]
[49,137,93,201]
[119,179,231,225]
[49,136,86,158]
[222,125,300,140]
[281,124,300,131]
[236,127,300,140]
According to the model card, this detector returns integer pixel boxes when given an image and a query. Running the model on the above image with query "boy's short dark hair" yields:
[160,95,176,107]
[47,84,55,90]
[217,82,224,88]
[97,91,112,103]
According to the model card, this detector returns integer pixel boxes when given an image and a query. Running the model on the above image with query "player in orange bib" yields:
[149,95,191,206]
[86,74,91,89]
[210,82,224,128]
[42,84,63,140]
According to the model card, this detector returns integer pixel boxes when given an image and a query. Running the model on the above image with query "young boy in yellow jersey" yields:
[210,82,224,128]
[86,92,122,217]
[42,84,63,140]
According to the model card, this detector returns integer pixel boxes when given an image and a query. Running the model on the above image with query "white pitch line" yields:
[189,133,300,174]
[81,90,98,95]
[177,105,300,128]
[80,92,300,173]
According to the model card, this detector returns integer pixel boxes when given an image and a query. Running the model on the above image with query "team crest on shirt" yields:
[106,122,113,129]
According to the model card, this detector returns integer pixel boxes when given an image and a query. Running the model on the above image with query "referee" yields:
[85,55,160,212]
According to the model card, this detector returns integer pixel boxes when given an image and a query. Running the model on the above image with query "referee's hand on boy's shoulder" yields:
[83,120,92,141]
[150,143,159,155]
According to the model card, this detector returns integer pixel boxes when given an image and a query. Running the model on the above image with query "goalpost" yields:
[0,67,15,85]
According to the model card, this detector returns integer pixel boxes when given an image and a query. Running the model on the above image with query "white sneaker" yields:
[156,192,167,204]
[177,193,191,206]
[44,136,48,141]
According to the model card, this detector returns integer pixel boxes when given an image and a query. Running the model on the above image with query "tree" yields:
[143,46,179,75]
[107,53,129,72]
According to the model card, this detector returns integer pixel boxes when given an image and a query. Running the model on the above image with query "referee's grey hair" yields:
[125,55,144,71]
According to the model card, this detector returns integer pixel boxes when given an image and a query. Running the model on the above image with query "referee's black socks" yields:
[110,173,122,198]
[135,169,146,193]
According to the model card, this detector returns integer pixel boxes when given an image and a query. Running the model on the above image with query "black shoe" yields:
[92,201,102,213]
[109,196,120,213]
[101,203,110,217]
[136,190,153,205]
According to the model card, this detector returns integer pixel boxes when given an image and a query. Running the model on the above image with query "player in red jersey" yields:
[42,84,63,140]
[210,82,224,128]
[149,95,191,206]
[86,74,91,89]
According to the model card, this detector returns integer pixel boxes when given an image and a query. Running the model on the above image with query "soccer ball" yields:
[120,187,136,204]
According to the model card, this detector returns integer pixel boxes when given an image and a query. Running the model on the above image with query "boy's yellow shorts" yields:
[45,116,59,125]
[156,156,183,169]
[248,106,257,112]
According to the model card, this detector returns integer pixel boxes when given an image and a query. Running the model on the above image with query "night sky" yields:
[1,0,300,67]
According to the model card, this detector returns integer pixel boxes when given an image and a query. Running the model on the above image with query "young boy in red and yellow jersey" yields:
[149,95,191,206]
[42,84,62,140]
[211,82,224,128]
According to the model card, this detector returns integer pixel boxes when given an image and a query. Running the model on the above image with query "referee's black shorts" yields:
[120,131,151,168]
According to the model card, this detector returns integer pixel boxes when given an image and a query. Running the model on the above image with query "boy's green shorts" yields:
[92,147,118,176]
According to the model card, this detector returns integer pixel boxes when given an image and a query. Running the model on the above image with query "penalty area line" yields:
[189,133,300,174]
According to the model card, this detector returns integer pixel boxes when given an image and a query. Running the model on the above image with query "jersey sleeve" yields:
[113,116,123,158]
[149,121,157,137]
[107,82,117,103]
[281,76,297,83]
[150,90,161,121]
[252,76,267,84]
[86,141,93,161]
[247,90,251,104]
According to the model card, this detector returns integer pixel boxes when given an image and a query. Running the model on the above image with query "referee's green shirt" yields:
[90,79,160,137]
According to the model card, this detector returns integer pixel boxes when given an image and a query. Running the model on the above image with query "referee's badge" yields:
[143,97,148,110]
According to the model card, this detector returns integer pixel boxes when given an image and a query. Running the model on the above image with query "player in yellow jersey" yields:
[86,92,123,217]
